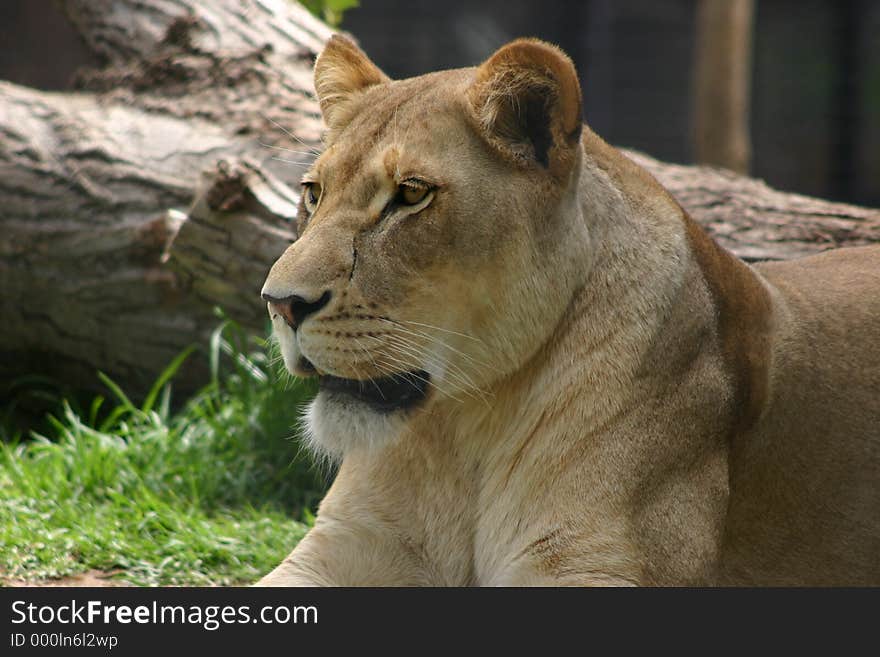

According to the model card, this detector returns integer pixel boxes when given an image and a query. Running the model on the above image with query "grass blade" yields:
[97,372,135,411]
[141,346,195,414]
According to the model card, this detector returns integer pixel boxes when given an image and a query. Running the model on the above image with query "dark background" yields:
[2,0,878,206]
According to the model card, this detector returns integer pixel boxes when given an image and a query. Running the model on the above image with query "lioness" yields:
[258,36,880,586]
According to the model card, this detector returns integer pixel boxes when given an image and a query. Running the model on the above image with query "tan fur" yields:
[313,35,390,134]
[258,37,880,586]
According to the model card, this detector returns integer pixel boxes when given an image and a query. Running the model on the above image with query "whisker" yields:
[349,336,400,400]
[361,334,469,403]
[258,141,320,157]
[375,317,487,362]
[261,113,322,155]
[381,332,473,386]
[397,319,484,343]
[376,351,464,404]
[359,340,443,396]
[265,148,322,157]
[369,333,483,404]
[347,335,436,403]
[270,156,313,168]
[385,333,493,407]
[377,319,497,374]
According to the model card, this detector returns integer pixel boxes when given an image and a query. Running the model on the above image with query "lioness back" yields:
[719,246,880,584]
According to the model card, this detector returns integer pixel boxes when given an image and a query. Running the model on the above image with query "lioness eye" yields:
[399,183,429,206]
[302,182,321,213]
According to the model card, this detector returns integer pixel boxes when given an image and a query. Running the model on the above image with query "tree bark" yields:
[627,150,880,263]
[1,0,329,393]
[1,0,878,395]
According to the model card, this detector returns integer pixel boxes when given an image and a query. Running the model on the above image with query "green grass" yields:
[0,318,325,586]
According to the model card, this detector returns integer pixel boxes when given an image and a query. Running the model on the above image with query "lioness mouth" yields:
[318,370,431,413]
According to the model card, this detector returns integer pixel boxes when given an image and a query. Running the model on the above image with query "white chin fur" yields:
[301,391,405,461]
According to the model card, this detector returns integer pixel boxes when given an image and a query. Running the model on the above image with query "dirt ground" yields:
[2,570,127,587]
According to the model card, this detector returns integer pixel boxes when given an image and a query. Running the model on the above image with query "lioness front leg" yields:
[489,551,641,587]
[496,569,639,587]
[256,515,430,586]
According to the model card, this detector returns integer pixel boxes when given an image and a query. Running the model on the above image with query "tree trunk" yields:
[626,150,880,263]
[692,0,754,174]
[1,0,878,395]
[1,0,330,394]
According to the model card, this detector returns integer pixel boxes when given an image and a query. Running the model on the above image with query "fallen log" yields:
[1,0,878,395]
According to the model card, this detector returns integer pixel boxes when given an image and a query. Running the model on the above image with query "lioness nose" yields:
[263,290,331,329]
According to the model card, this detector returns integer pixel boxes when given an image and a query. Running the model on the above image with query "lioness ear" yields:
[468,39,583,174]
[314,35,390,129]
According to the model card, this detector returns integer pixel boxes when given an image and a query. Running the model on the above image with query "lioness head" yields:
[262,36,591,457]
